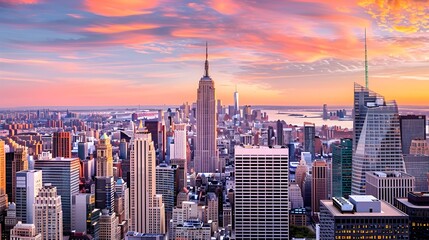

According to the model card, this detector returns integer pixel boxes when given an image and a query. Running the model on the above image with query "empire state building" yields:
[194,43,218,173]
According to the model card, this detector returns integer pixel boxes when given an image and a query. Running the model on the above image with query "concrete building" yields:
[130,124,165,234]
[96,133,113,177]
[98,209,119,240]
[34,184,63,240]
[352,83,406,195]
[234,145,289,239]
[194,44,218,173]
[10,222,42,240]
[399,115,426,155]
[289,208,306,226]
[174,220,211,240]
[12,146,28,203]
[395,192,429,239]
[295,158,307,197]
[365,171,415,205]
[320,195,409,239]
[332,138,352,198]
[156,163,178,224]
[72,193,100,239]
[170,201,206,239]
[125,231,165,240]
[170,158,187,193]
[4,203,18,239]
[171,124,187,160]
[409,139,429,155]
[311,160,327,214]
[115,178,130,228]
[52,132,71,158]
[206,192,218,226]
[15,170,42,224]
[289,184,304,209]
[34,157,80,234]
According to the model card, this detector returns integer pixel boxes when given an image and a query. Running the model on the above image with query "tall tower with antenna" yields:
[365,28,368,89]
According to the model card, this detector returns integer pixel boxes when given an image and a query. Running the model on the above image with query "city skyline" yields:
[1,1,429,107]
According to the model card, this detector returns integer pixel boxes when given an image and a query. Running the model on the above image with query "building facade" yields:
[194,44,218,173]
[234,146,289,239]
[52,132,71,158]
[34,184,63,240]
[332,138,352,198]
[96,133,113,177]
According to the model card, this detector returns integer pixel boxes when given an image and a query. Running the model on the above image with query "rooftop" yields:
[321,199,408,217]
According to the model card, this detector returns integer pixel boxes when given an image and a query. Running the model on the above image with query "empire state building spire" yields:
[204,42,209,77]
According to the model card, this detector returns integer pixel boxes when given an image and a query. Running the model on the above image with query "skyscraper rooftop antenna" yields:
[365,28,368,89]
[204,42,209,77]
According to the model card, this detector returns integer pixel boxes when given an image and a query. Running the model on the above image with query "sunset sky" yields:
[1,0,428,107]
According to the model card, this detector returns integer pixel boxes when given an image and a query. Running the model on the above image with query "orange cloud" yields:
[359,0,428,33]
[85,23,159,34]
[209,0,242,15]
[84,0,158,16]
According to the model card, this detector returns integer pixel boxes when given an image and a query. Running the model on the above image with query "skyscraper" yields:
[311,160,327,214]
[72,193,100,239]
[96,133,113,177]
[34,157,80,234]
[399,115,426,154]
[11,147,28,203]
[234,145,289,239]
[233,85,239,120]
[332,138,352,198]
[0,140,7,213]
[34,184,63,240]
[195,43,218,173]
[15,170,42,224]
[10,222,42,240]
[52,131,71,158]
[276,120,284,146]
[303,122,315,160]
[155,163,178,224]
[352,83,406,195]
[130,123,165,234]
[171,124,187,160]
[95,176,115,215]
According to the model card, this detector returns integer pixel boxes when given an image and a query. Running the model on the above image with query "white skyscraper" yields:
[15,170,42,224]
[234,85,239,120]
[130,122,165,234]
[234,145,289,239]
[171,124,187,160]
[195,43,218,173]
[34,184,63,240]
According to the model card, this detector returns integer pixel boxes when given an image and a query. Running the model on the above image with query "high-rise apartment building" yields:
[34,157,80,234]
[206,192,218,225]
[303,122,315,160]
[352,83,406,195]
[194,44,218,173]
[96,133,113,177]
[399,115,426,155]
[365,171,414,205]
[52,132,71,158]
[12,147,28,203]
[34,184,63,240]
[130,124,165,234]
[311,160,327,213]
[15,170,42,224]
[332,138,352,198]
[234,145,289,239]
[170,158,187,193]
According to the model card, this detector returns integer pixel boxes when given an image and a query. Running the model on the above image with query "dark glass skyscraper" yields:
[399,115,426,154]
[332,138,352,198]
[304,122,315,160]
[276,120,284,146]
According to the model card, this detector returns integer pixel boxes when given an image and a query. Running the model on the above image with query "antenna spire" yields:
[204,42,209,77]
[365,28,368,89]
